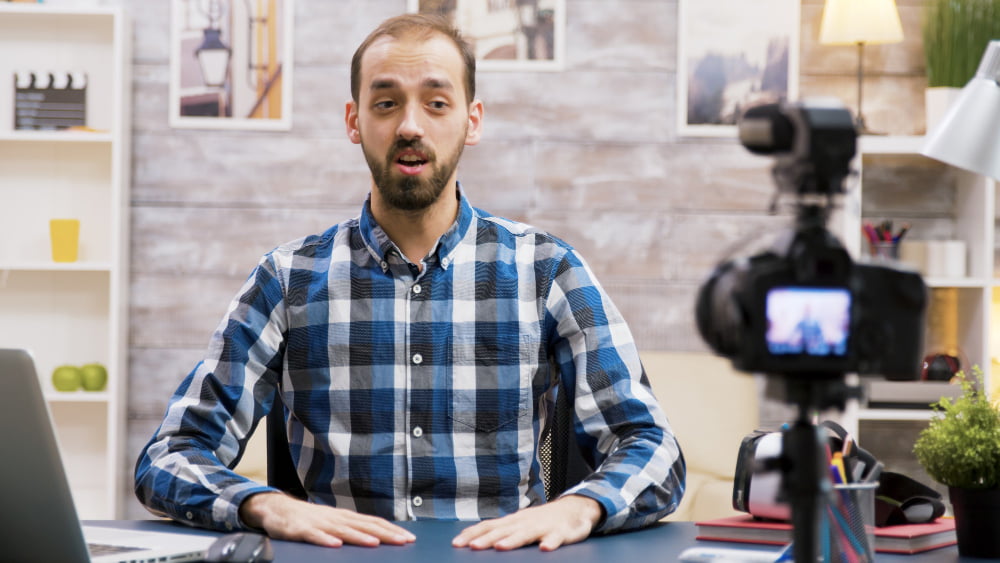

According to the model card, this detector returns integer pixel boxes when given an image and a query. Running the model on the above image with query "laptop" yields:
[0,348,216,562]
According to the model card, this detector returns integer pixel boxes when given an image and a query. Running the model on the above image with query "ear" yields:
[345,100,361,144]
[465,99,484,146]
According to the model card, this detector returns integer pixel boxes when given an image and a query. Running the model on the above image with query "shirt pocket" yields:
[448,333,538,434]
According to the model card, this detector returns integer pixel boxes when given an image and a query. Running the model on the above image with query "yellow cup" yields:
[49,219,80,262]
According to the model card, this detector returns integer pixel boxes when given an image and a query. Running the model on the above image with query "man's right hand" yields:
[239,492,416,547]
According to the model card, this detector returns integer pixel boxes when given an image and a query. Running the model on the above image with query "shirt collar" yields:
[359,182,474,271]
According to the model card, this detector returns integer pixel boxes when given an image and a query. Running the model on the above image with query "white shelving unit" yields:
[0,4,130,519]
[840,135,997,430]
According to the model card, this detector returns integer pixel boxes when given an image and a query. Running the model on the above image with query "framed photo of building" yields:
[170,0,293,130]
[677,0,799,137]
[407,0,565,71]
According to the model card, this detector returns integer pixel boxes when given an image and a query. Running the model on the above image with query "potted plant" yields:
[922,0,1000,130]
[913,367,1000,558]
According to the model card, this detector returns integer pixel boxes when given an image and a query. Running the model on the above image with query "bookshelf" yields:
[0,4,131,519]
[849,135,995,409]
[832,135,998,498]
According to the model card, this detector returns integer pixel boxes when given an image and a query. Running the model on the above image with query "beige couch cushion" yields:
[641,351,760,521]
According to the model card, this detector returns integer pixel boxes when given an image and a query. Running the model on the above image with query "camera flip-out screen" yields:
[765,287,850,357]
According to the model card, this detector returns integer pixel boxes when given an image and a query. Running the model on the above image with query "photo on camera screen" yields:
[765,287,850,357]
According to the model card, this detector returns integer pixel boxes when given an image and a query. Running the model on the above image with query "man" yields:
[135,14,685,552]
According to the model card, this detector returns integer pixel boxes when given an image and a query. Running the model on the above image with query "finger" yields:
[493,528,542,551]
[354,519,416,545]
[467,526,517,550]
[538,531,567,552]
[452,520,497,547]
[312,511,413,546]
[300,529,344,548]
[329,525,381,548]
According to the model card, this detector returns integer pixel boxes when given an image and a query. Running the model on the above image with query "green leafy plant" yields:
[914,367,1000,489]
[923,0,1000,87]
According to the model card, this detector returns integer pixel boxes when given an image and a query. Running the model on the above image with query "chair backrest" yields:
[266,397,307,499]
[265,382,593,503]
[538,381,592,501]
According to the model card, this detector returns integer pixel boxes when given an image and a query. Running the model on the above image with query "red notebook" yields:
[694,514,956,555]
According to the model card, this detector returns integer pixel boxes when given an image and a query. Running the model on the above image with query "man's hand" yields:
[451,494,603,552]
[239,492,416,547]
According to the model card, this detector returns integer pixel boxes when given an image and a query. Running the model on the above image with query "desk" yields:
[87,520,966,562]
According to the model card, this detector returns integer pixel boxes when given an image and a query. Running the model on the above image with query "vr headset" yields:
[733,421,945,527]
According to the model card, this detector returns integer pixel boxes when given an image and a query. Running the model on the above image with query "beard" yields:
[363,136,465,212]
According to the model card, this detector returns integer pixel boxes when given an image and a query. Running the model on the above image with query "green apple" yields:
[52,365,82,392]
[80,363,108,392]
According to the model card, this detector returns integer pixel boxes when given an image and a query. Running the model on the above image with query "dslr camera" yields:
[695,99,927,381]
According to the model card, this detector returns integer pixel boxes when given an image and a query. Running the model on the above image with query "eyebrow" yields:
[369,77,455,93]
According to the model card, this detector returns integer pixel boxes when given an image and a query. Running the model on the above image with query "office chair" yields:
[265,382,592,502]
[266,397,307,499]
[538,383,593,500]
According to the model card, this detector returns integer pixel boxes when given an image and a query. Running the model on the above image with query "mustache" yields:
[391,138,433,157]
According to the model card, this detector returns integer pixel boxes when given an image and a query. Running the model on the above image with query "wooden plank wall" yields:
[121,0,935,517]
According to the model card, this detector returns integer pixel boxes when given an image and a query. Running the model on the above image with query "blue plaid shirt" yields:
[135,187,685,534]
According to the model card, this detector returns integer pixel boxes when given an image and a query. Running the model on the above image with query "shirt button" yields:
[380,261,388,271]
[412,426,423,438]
[413,496,423,507]
[185,511,194,520]
[412,353,423,365]
[412,284,422,294]
[225,522,233,531]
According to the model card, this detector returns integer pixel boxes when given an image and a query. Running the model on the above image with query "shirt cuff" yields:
[216,482,282,532]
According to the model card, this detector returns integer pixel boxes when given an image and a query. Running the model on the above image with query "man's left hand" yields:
[451,494,603,551]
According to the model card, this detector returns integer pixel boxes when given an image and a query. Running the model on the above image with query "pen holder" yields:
[823,482,877,563]
[868,241,899,262]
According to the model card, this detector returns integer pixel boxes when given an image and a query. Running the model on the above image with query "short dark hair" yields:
[350,14,477,104]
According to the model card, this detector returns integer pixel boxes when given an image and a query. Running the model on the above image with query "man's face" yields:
[346,34,482,211]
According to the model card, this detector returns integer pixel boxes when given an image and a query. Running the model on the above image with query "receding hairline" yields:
[350,15,476,104]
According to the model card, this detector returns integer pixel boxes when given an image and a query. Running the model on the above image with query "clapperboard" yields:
[14,71,87,130]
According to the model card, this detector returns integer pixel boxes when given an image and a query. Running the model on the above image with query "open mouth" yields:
[395,152,429,175]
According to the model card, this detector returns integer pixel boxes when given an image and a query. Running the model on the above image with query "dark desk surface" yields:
[88,519,967,562]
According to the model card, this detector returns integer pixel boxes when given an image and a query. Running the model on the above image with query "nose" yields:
[396,103,424,140]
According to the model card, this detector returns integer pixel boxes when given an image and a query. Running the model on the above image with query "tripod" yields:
[776,375,856,563]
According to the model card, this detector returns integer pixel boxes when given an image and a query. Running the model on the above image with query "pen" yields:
[831,452,848,484]
[862,223,879,246]
[894,223,910,243]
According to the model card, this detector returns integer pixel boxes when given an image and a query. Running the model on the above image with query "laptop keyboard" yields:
[88,542,147,556]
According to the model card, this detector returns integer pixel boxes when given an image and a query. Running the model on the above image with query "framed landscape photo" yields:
[170,0,293,130]
[677,0,800,137]
[407,0,565,71]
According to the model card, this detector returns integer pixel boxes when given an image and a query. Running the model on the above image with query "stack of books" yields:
[694,514,956,555]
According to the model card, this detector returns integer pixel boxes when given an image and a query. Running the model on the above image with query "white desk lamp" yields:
[819,0,904,133]
[922,41,1000,181]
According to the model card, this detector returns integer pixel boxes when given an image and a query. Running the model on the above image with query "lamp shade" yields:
[819,0,904,45]
[922,41,1000,181]
[195,28,231,88]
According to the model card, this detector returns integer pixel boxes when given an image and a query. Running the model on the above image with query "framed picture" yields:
[170,0,293,130]
[677,0,800,137]
[407,0,565,71]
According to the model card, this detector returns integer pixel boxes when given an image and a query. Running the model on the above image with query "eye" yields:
[428,100,449,111]
[373,100,396,111]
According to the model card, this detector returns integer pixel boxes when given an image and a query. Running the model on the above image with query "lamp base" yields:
[856,115,887,136]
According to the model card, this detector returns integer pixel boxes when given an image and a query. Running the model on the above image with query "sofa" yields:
[642,351,760,522]
[234,350,759,523]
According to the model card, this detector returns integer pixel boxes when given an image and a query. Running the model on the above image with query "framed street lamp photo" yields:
[408,0,565,71]
[170,0,294,130]
[677,0,800,137]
